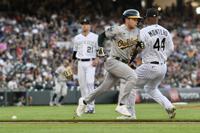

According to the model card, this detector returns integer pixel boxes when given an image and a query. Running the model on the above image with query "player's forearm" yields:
[98,32,106,47]
[129,48,139,64]
[72,51,77,60]
[129,41,144,63]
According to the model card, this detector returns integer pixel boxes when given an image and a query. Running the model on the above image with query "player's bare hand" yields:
[92,58,99,67]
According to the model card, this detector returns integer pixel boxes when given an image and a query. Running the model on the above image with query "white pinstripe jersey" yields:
[73,32,98,59]
[140,24,174,63]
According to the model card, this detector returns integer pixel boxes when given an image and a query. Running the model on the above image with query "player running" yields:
[118,8,176,119]
[75,9,143,117]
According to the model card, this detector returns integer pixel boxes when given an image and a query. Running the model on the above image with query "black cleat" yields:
[166,107,176,119]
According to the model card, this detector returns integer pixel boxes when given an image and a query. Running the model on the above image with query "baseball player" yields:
[49,60,73,106]
[76,9,143,117]
[118,8,176,119]
[72,17,99,113]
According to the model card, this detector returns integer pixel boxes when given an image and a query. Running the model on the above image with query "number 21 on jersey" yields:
[87,46,93,53]
[153,38,166,51]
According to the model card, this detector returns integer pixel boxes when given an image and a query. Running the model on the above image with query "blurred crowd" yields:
[0,0,200,94]
[162,23,200,89]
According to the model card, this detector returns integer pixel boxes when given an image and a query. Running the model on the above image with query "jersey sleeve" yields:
[166,32,174,57]
[105,25,120,39]
[95,34,99,50]
[139,29,147,46]
[73,37,78,51]
[55,67,61,75]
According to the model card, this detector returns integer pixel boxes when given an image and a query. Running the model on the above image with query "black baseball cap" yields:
[80,17,90,24]
[145,8,159,18]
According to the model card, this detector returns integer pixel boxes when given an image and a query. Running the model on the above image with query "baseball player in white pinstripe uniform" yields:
[117,8,176,119]
[75,9,143,117]
[73,17,99,113]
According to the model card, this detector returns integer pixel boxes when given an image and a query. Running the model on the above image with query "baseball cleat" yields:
[49,102,55,106]
[116,115,136,120]
[56,103,62,107]
[76,97,87,117]
[115,105,131,116]
[166,107,176,119]
[85,109,95,114]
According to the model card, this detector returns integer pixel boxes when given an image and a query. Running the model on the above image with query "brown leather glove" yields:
[63,66,73,80]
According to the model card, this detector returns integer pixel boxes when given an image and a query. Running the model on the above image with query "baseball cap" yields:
[80,17,90,24]
[145,8,159,18]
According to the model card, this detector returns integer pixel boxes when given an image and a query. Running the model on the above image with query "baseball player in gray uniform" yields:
[117,79,137,119]
[73,17,99,113]
[76,9,143,117]
[49,60,72,106]
[118,8,176,119]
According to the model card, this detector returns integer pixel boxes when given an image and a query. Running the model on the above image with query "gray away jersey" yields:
[105,24,140,60]
[55,65,68,82]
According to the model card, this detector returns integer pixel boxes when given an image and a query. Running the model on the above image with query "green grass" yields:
[1,103,200,120]
[1,103,200,133]
[0,123,200,133]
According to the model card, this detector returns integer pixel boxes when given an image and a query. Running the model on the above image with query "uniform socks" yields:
[58,96,64,103]
[52,94,57,102]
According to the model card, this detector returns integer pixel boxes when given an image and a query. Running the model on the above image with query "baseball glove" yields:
[63,66,73,80]
[136,41,145,49]
[97,47,105,57]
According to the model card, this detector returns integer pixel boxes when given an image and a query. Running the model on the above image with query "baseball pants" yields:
[84,58,137,106]
[54,81,67,96]
[78,60,96,111]
[119,63,174,115]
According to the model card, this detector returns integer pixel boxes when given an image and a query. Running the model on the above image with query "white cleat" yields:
[56,103,62,107]
[115,105,131,116]
[166,107,176,119]
[116,115,136,120]
[76,97,87,117]
[49,102,54,106]
[85,109,95,114]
